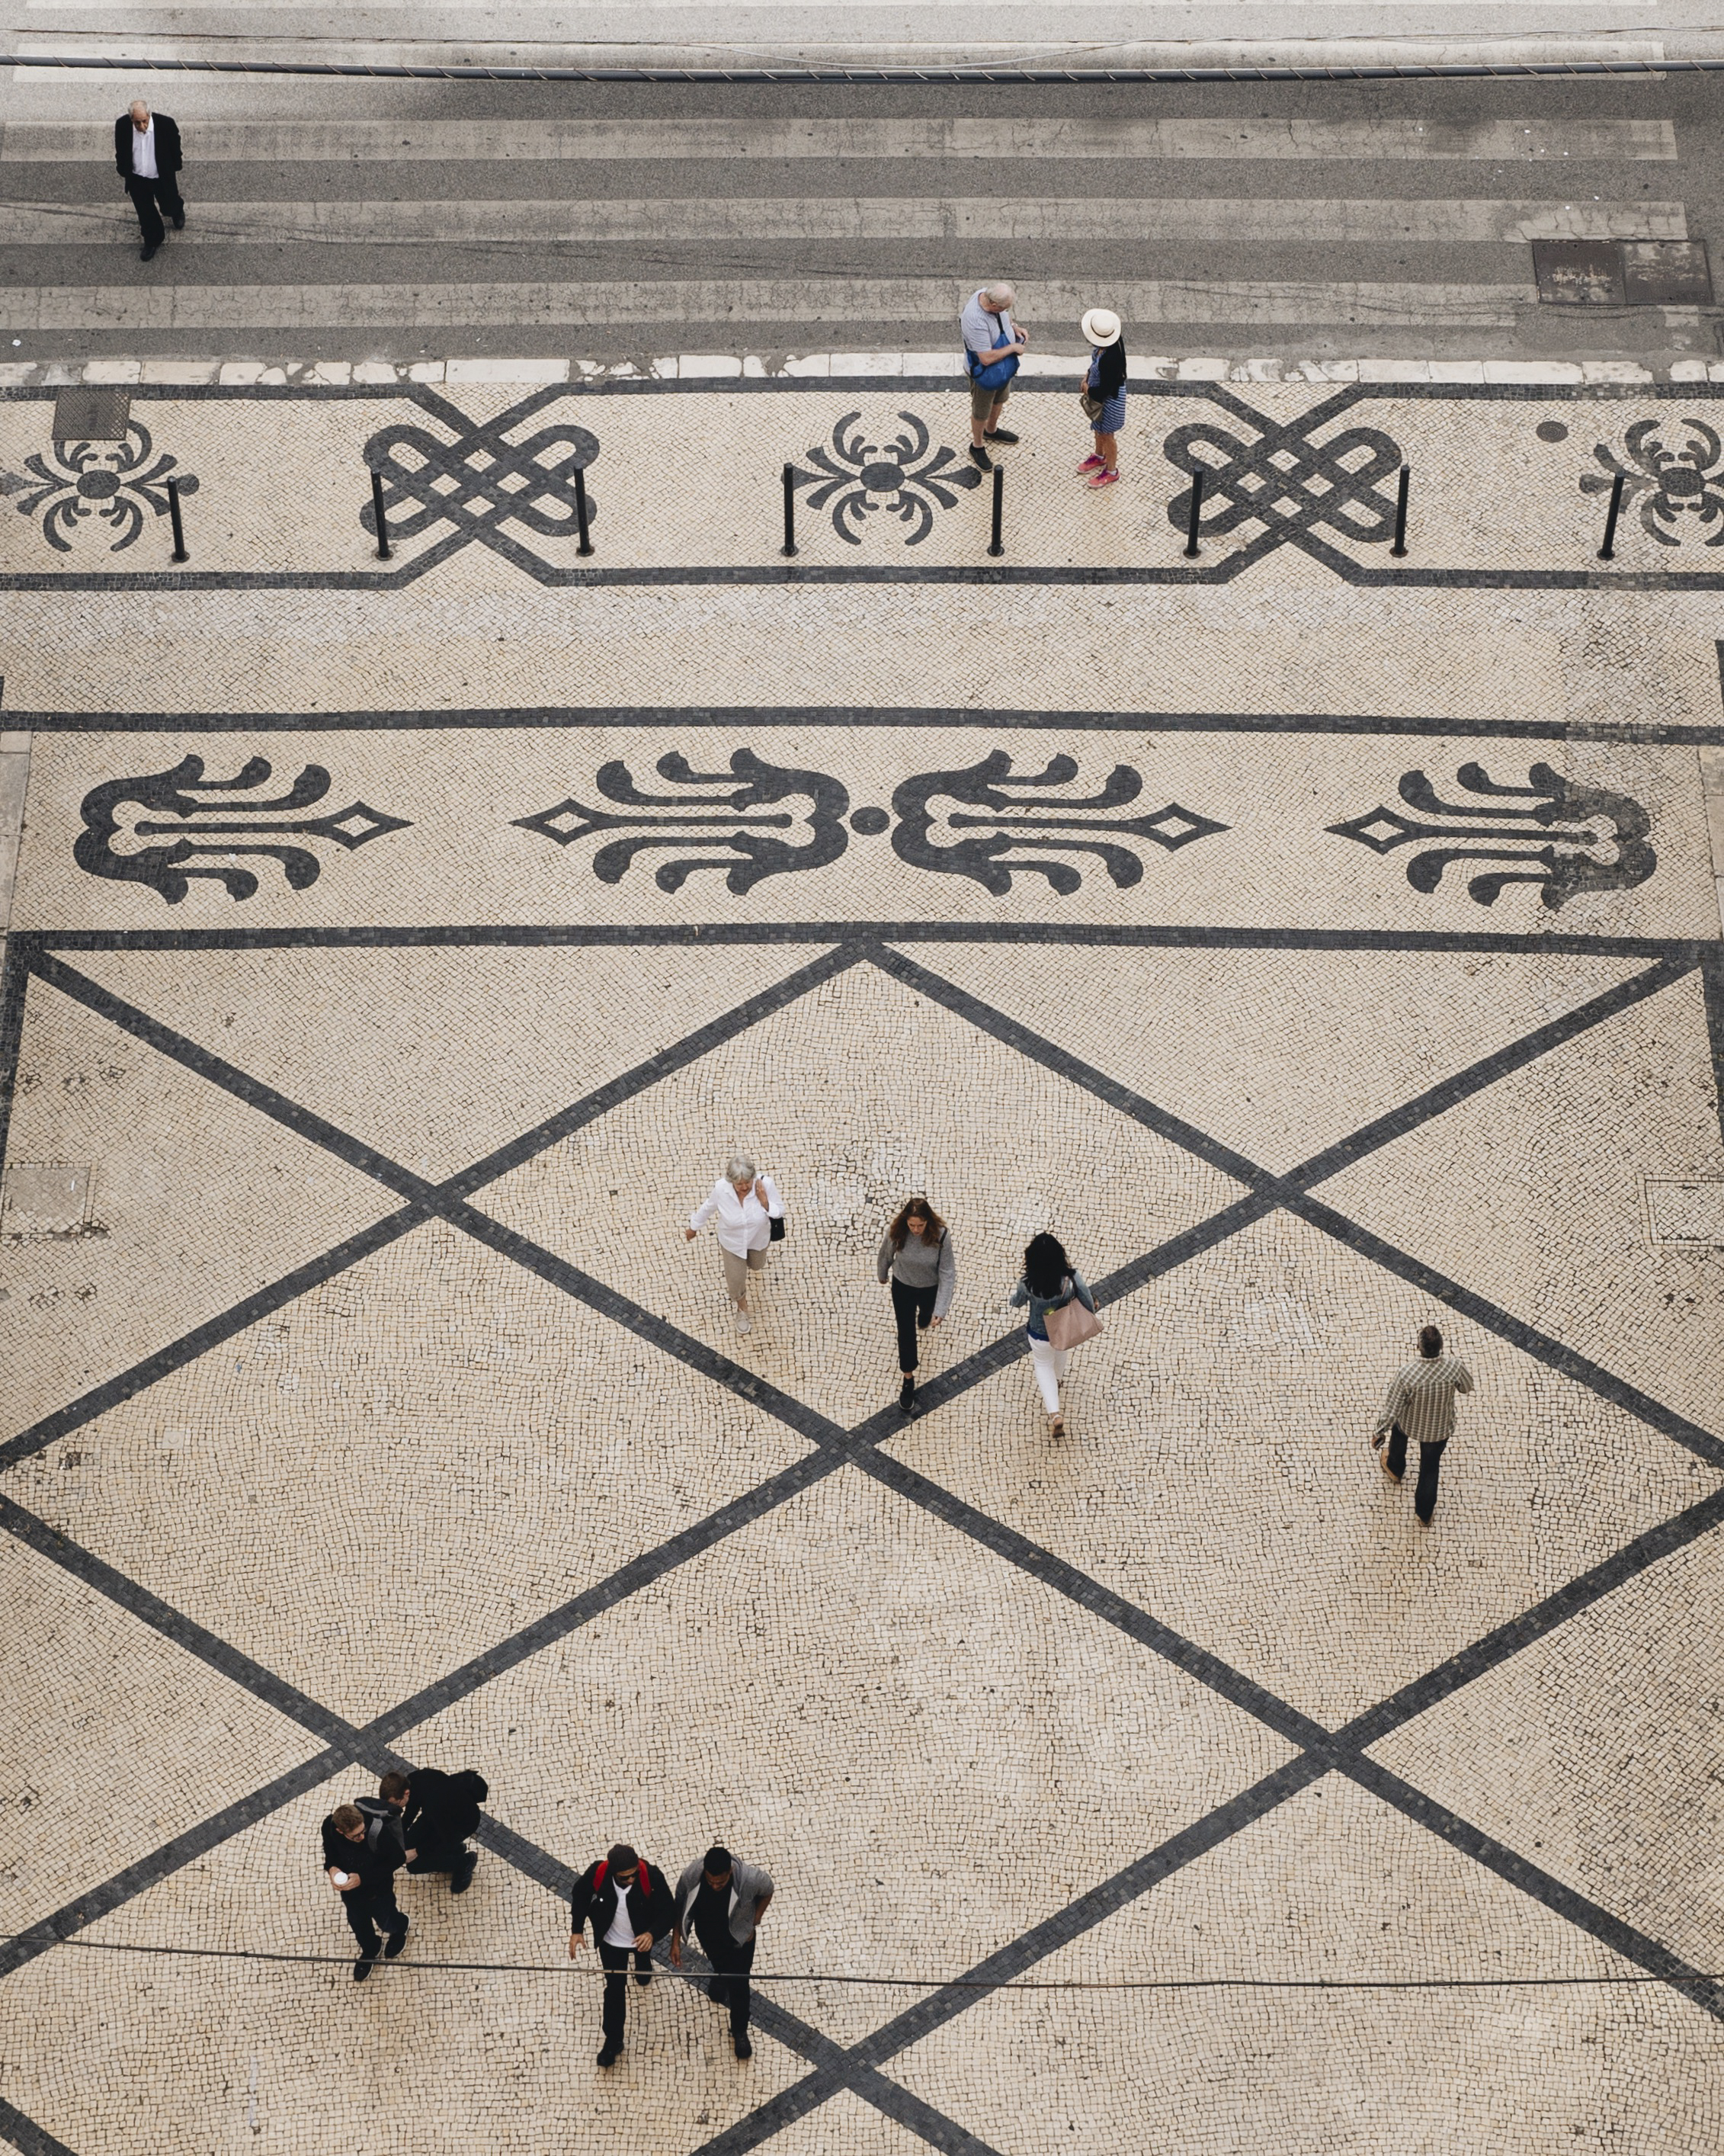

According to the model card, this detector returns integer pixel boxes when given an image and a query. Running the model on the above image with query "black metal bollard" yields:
[574,465,593,557]
[988,464,1005,557]
[370,469,393,562]
[166,474,188,563]
[781,463,796,558]
[1390,464,1410,559]
[1597,469,1626,561]
[1183,467,1204,558]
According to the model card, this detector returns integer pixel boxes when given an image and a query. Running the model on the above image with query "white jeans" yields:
[1028,1333,1069,1414]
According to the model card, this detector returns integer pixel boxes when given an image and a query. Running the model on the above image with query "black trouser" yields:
[697,1931,756,2038]
[598,1939,652,2047]
[405,1835,468,1875]
[1386,1424,1447,1523]
[126,173,184,248]
[341,1882,406,1957]
[892,1275,937,1372]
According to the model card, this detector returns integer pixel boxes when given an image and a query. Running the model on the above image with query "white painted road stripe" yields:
[0,196,1686,245]
[6,275,1534,331]
[0,116,1680,162]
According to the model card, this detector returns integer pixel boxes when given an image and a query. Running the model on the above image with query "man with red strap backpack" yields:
[569,1843,677,2066]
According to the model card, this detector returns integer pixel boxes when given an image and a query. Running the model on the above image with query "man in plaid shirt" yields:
[1372,1323,1474,1524]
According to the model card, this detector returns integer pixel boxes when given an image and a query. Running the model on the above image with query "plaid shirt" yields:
[1374,1354,1474,1446]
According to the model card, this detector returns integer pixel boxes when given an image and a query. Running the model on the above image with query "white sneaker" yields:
[734,1310,752,1335]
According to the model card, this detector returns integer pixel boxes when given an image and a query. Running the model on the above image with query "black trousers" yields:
[405,1835,467,1875]
[597,1939,652,2047]
[697,1932,756,2037]
[341,1882,406,1957]
[125,173,184,248]
[892,1276,937,1372]
[1386,1424,1447,1523]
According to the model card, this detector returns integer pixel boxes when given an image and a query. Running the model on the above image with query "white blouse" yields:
[689,1174,783,1256]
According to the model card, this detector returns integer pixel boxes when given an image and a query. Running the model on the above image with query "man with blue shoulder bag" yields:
[960,281,1030,470]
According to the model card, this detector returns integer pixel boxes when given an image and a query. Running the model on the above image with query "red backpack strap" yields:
[592,1860,608,1891]
[636,1861,652,1895]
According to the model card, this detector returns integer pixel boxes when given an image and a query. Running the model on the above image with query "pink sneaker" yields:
[1077,453,1104,473]
[1088,467,1120,488]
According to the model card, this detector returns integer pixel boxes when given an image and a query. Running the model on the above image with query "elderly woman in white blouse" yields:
[684,1152,783,1335]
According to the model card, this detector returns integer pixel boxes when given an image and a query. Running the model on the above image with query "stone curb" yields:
[4,353,1720,389]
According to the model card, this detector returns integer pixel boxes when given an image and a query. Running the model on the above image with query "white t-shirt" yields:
[603,1880,638,1948]
[131,120,158,180]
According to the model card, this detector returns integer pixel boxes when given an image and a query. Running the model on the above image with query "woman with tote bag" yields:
[1008,1230,1101,1439]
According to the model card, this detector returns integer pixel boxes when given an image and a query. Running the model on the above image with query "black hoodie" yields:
[403,1768,486,1846]
[321,1814,395,1895]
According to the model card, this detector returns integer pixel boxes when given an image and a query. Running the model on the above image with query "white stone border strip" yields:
[3,353,1723,389]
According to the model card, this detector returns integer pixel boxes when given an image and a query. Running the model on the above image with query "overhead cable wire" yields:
[7,1938,1720,1991]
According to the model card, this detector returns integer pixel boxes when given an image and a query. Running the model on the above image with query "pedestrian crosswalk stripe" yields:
[0,196,1686,246]
[0,115,1681,163]
[11,274,1534,333]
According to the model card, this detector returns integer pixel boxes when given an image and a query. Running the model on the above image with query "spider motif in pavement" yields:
[9,421,197,553]
[1581,415,1724,547]
[788,410,982,544]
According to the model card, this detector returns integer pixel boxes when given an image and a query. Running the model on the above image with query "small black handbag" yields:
[768,1213,787,1243]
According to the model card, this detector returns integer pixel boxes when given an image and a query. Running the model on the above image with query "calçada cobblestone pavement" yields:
[1,369,1722,2154]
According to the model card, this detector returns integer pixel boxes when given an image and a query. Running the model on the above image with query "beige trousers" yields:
[721,1246,768,1306]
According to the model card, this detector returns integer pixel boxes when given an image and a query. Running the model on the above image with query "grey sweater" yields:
[877,1227,957,1320]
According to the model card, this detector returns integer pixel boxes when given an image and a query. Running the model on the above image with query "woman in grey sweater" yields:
[877,1196,957,1418]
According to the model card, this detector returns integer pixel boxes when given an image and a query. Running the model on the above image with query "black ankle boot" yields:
[899,1375,915,1416]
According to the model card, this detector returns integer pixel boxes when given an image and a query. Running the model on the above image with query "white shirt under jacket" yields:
[689,1175,783,1256]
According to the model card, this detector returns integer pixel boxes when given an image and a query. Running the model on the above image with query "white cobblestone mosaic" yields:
[0,377,1721,2156]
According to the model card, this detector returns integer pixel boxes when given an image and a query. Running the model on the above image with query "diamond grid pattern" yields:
[1,929,1721,2156]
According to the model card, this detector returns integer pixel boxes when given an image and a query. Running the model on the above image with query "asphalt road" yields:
[5,71,1724,364]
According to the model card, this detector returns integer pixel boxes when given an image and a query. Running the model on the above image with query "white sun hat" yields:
[1080,306,1121,346]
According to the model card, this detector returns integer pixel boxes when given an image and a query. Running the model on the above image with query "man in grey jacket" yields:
[669,1845,774,2059]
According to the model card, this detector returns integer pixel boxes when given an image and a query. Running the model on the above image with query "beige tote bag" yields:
[1044,1295,1102,1351]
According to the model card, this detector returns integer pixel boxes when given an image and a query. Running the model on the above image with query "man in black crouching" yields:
[378,1767,487,1895]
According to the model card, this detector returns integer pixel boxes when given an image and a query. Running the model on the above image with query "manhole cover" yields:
[1622,239,1713,305]
[1644,1177,1724,1246]
[1533,239,1626,306]
[52,387,131,442]
[1,1161,92,1231]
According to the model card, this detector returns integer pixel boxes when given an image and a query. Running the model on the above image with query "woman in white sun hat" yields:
[1078,306,1127,489]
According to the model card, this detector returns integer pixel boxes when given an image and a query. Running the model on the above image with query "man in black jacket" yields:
[380,1767,485,1895]
[321,1801,409,1981]
[114,101,184,262]
[569,1844,676,2066]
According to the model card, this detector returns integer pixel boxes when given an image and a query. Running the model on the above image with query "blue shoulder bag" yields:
[966,317,1020,392]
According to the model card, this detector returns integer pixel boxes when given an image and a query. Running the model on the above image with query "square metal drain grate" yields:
[1534,239,1713,306]
[52,387,132,441]
[1533,240,1625,306]
[1622,240,1713,305]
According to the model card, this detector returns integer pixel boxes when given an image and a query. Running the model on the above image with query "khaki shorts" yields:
[721,1245,768,1304]
[969,380,1010,422]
